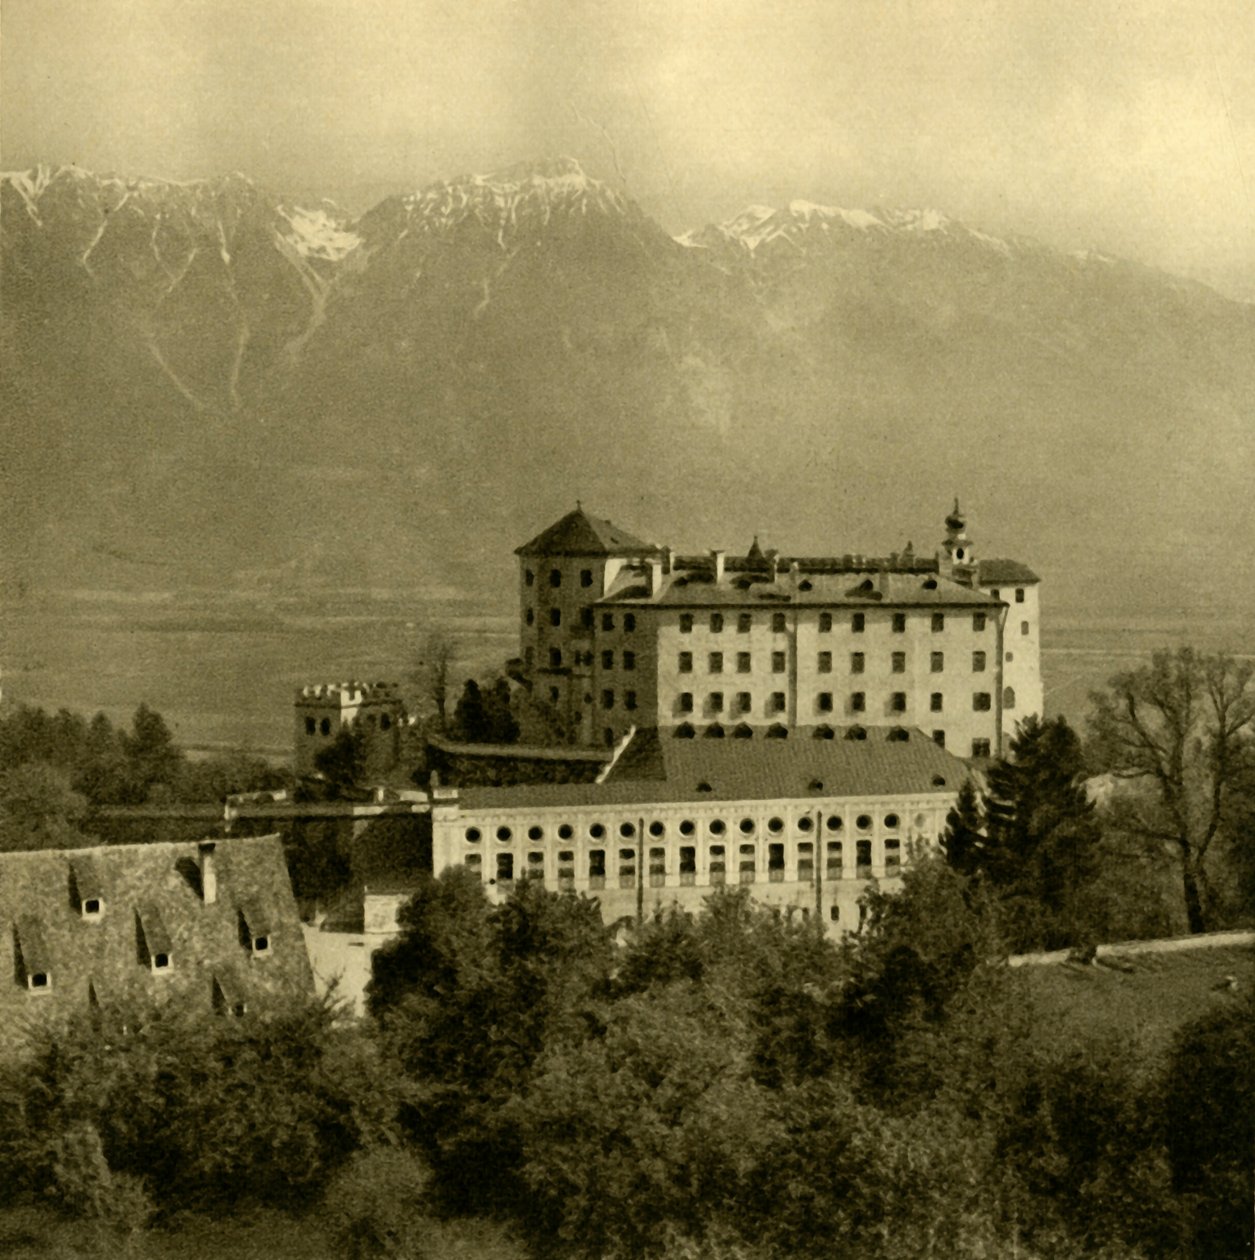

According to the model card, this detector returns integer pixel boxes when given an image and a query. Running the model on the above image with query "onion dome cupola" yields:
[938,498,977,581]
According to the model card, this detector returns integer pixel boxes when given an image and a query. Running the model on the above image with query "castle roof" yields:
[456,725,966,811]
[515,506,662,558]
[0,835,313,1058]
[977,558,1040,585]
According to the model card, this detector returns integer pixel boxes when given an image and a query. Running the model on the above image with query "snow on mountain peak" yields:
[277,204,361,262]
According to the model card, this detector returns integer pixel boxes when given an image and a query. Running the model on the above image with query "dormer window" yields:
[153,952,171,971]
[137,905,173,975]
[83,898,102,918]
[16,918,52,993]
[29,970,50,991]
[71,858,105,921]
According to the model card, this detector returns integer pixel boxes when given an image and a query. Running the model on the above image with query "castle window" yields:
[549,686,560,704]
[549,608,561,627]
[850,692,865,712]
[680,846,696,884]
[1004,686,1016,710]
[739,817,756,834]
[930,692,943,712]
[680,819,696,836]
[892,613,906,633]
[602,613,614,631]
[973,612,987,631]
[624,614,636,631]
[581,569,593,588]
[380,713,392,731]
[602,650,614,669]
[558,824,573,840]
[465,854,482,879]
[856,814,872,831]
[588,850,605,888]
[709,692,725,713]
[528,825,544,841]
[649,848,666,887]
[737,652,751,673]
[679,651,693,673]
[891,692,907,712]
[814,724,835,739]
[829,905,840,922]
[525,853,545,882]
[818,651,832,673]
[739,844,757,883]
[675,722,696,738]
[769,691,786,713]
[931,651,944,672]
[710,613,724,633]
[679,692,694,713]
[772,651,786,673]
[885,838,902,870]
[549,569,562,588]
[817,692,833,712]
[797,815,815,832]
[826,814,844,832]
[602,690,614,710]
[319,718,331,736]
[892,651,906,673]
[850,652,865,674]
[497,826,513,841]
[710,818,726,835]
[525,569,535,586]
[590,822,606,839]
[852,613,865,633]
[972,739,991,758]
[933,730,946,747]
[973,692,992,711]
[558,851,575,888]
[1015,588,1025,603]
[772,613,787,633]
[709,652,724,674]
[679,614,693,633]
[497,853,514,884]
[856,839,873,876]
[709,845,726,884]
[797,842,814,879]
[705,722,726,738]
[1021,621,1030,636]
[826,841,843,876]
[932,613,945,631]
[737,613,752,633]
[626,690,638,711]
[1006,651,1014,662]
[847,725,867,741]
[887,726,910,742]
[649,820,666,838]
[465,827,481,843]
[991,589,1001,601]
[736,691,751,713]
[819,612,832,632]
[733,722,752,738]
[83,898,102,918]
[972,650,986,672]
[767,816,784,834]
[623,651,635,671]
[549,648,562,668]
[305,717,316,735]
[766,723,788,738]
[884,813,899,829]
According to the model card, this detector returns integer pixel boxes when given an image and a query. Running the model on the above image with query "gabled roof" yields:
[515,506,662,558]
[978,558,1040,585]
[0,836,314,1059]
[456,726,967,811]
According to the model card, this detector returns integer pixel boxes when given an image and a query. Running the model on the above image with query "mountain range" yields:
[3,157,1252,624]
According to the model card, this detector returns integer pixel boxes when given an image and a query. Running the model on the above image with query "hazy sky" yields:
[4,0,1253,297]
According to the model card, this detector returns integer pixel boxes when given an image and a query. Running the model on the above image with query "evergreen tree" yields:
[121,703,184,801]
[941,778,985,877]
[451,679,489,743]
[483,677,520,744]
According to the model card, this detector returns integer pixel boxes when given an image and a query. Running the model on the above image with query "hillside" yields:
[4,158,1253,622]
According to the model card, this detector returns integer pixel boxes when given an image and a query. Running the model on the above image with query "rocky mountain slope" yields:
[3,158,1252,621]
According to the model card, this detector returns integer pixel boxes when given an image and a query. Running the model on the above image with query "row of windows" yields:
[465,811,911,844]
[524,567,601,590]
[468,837,905,887]
[600,689,638,710]
[601,650,636,671]
[676,688,1011,714]
[676,649,996,675]
[667,724,993,757]
[678,609,994,634]
[302,712,393,737]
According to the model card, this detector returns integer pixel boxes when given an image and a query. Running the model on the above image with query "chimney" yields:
[768,550,780,581]
[711,549,726,583]
[664,546,674,575]
[198,841,218,905]
[647,557,663,596]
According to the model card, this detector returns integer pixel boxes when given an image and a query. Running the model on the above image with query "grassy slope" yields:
[1019,941,1255,1062]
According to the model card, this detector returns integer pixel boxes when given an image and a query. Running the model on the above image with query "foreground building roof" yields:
[456,724,966,811]
[0,835,314,1057]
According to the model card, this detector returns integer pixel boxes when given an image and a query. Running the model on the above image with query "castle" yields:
[515,502,1042,756]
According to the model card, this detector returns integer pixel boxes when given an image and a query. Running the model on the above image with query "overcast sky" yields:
[4,0,1253,297]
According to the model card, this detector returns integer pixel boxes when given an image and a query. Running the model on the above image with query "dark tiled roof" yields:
[515,507,663,557]
[600,569,998,609]
[978,558,1040,584]
[457,726,967,811]
[0,836,313,1058]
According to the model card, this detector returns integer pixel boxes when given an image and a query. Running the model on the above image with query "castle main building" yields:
[517,503,1041,758]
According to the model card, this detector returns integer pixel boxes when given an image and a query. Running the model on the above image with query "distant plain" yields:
[2,589,1249,757]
